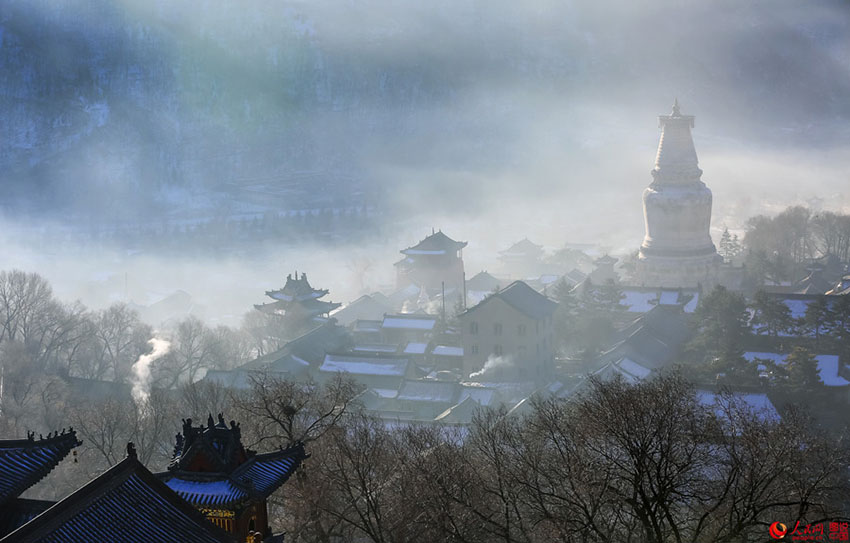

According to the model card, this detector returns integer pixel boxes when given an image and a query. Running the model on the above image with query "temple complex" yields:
[254,272,340,328]
[635,101,722,288]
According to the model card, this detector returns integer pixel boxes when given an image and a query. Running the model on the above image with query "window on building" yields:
[494,323,502,336]
[470,321,479,335]
[518,324,526,336]
[471,344,479,354]
[495,344,503,356]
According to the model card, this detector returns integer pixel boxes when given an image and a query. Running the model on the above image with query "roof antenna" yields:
[432,227,435,235]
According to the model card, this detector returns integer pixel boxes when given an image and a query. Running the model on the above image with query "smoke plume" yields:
[130,337,170,405]
[469,354,513,380]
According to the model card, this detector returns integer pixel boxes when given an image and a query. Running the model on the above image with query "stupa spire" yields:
[652,99,700,185]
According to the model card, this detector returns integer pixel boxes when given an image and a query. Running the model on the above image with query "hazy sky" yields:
[1,0,848,320]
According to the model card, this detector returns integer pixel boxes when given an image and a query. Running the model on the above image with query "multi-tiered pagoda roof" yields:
[254,272,340,321]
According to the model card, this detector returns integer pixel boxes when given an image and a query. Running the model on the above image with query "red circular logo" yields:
[769,522,787,539]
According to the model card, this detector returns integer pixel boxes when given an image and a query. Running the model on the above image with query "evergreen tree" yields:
[827,294,850,346]
[750,290,793,337]
[802,296,832,344]
[552,279,579,353]
[786,346,822,390]
[688,286,751,368]
[594,279,626,314]
[719,227,733,263]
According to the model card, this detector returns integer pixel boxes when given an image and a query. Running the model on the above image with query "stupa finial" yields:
[671,98,681,116]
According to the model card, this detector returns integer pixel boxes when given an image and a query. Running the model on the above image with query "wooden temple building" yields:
[497,238,545,279]
[254,272,340,328]
[1,416,306,543]
[0,430,81,539]
[395,230,467,294]
[2,443,235,543]
[157,414,307,542]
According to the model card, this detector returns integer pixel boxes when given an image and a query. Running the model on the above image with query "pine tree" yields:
[786,346,822,390]
[690,286,751,366]
[750,290,793,337]
[828,295,850,349]
[719,227,733,263]
[730,234,742,258]
[802,296,832,344]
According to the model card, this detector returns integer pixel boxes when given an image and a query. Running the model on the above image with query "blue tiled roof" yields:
[0,455,235,543]
[0,432,80,505]
[159,442,307,507]
[163,477,249,506]
[231,445,305,495]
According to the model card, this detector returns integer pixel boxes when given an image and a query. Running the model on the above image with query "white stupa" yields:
[635,100,722,288]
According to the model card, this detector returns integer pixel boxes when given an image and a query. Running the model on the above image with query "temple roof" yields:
[265,272,328,302]
[401,230,467,256]
[237,321,352,373]
[169,414,250,474]
[0,499,54,539]
[0,448,234,543]
[461,281,558,321]
[498,238,544,258]
[466,271,502,292]
[254,298,341,317]
[594,254,618,266]
[159,443,307,508]
[0,430,81,506]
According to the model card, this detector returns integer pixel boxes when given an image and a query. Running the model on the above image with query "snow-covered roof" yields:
[617,358,653,380]
[397,380,458,403]
[458,386,497,407]
[432,345,463,357]
[352,343,399,353]
[743,351,850,387]
[619,288,699,314]
[784,299,810,320]
[403,342,429,355]
[621,290,656,313]
[696,390,780,422]
[382,315,437,330]
[320,354,408,376]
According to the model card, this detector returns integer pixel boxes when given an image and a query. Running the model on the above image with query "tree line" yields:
[744,206,850,283]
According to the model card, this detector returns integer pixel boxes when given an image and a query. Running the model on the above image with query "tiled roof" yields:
[401,231,467,255]
[160,443,307,507]
[0,431,81,505]
[162,477,249,507]
[462,281,558,320]
[0,499,54,538]
[0,453,235,543]
[231,444,306,496]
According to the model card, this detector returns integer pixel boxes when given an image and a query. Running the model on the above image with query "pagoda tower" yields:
[254,272,341,328]
[635,101,721,288]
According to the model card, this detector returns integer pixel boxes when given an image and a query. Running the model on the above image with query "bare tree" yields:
[232,372,359,449]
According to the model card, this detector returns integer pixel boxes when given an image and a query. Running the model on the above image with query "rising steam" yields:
[469,354,513,380]
[130,337,170,405]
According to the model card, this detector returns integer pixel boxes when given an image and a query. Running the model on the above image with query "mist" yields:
[0,0,849,320]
